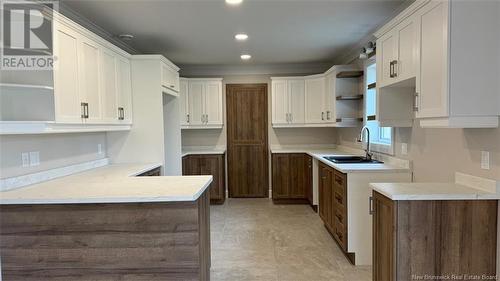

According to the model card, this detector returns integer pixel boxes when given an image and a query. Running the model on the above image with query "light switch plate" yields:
[22,153,30,167]
[29,151,40,166]
[401,143,408,155]
[481,151,490,170]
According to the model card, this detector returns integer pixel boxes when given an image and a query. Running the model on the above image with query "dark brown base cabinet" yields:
[271,153,312,205]
[318,161,354,264]
[183,154,226,205]
[372,191,498,281]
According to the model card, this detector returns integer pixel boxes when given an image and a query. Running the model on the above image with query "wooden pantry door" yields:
[226,84,269,198]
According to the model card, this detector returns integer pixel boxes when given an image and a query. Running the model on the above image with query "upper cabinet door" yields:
[116,55,133,124]
[324,74,335,123]
[377,32,397,88]
[188,81,205,125]
[305,77,326,123]
[161,63,179,94]
[416,0,449,118]
[179,79,189,126]
[100,48,119,123]
[204,81,223,126]
[78,36,102,124]
[53,22,82,124]
[396,17,417,82]
[272,80,289,125]
[288,80,305,124]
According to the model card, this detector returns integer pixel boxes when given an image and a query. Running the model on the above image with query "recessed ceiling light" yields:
[235,33,248,41]
[241,54,251,60]
[226,0,243,5]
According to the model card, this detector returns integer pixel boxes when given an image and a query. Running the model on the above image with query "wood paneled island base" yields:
[0,191,211,281]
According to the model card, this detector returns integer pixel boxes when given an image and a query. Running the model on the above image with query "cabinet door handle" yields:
[413,92,419,112]
[369,196,374,215]
[81,103,89,119]
[187,114,190,123]
[389,61,394,78]
[393,60,398,77]
[118,107,124,120]
[81,102,86,119]
[170,84,175,89]
[205,114,208,123]
[326,111,331,120]
[321,112,325,121]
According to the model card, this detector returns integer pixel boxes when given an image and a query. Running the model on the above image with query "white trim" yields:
[131,55,180,71]
[455,172,499,194]
[0,159,109,191]
[0,122,131,135]
[374,0,431,38]
[419,116,499,128]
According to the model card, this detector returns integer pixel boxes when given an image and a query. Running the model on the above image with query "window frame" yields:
[363,57,395,155]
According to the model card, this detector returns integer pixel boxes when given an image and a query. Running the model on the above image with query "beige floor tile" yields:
[210,198,372,281]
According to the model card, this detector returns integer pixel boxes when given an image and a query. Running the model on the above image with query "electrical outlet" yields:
[21,153,30,167]
[29,151,40,166]
[481,151,490,170]
[401,143,408,155]
[97,144,102,154]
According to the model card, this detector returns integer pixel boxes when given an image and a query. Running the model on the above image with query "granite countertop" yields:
[0,163,212,205]
[370,173,500,200]
[270,146,410,173]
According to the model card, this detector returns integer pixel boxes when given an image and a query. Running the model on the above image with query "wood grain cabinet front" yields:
[271,153,312,205]
[318,162,353,263]
[182,154,226,205]
[372,191,498,281]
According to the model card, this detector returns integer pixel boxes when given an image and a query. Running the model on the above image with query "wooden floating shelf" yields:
[336,71,364,78]
[336,117,364,122]
[367,115,376,121]
[367,82,376,90]
[336,95,363,101]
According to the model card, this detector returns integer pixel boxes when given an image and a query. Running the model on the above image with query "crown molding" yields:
[179,62,333,77]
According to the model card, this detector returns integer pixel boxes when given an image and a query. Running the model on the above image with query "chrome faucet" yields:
[357,126,372,161]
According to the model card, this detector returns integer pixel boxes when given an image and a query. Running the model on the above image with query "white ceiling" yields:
[62,0,408,68]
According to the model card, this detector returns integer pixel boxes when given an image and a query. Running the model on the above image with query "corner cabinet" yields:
[372,191,497,281]
[375,0,499,128]
[182,154,226,204]
[271,153,312,205]
[1,11,133,134]
[179,78,223,129]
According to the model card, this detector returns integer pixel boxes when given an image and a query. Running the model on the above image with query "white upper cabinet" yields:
[180,78,224,129]
[116,55,133,124]
[179,79,189,126]
[305,76,326,124]
[78,36,102,124]
[100,48,119,123]
[376,15,417,88]
[162,62,180,95]
[288,80,305,124]
[204,81,223,126]
[271,78,305,126]
[271,79,289,125]
[53,22,82,124]
[374,0,499,128]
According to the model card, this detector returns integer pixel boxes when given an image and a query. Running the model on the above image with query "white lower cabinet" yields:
[180,78,224,129]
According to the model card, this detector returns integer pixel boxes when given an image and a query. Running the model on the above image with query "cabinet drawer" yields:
[334,207,347,227]
[333,190,346,210]
[333,217,347,250]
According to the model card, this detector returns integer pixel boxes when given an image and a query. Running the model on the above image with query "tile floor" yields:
[210,198,372,281]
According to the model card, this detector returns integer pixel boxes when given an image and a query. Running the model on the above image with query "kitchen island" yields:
[0,164,213,281]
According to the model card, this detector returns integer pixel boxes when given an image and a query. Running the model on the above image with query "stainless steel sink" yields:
[323,156,383,164]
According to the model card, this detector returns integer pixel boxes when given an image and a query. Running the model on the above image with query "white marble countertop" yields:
[0,163,213,205]
[182,146,226,157]
[370,173,500,200]
[270,146,410,173]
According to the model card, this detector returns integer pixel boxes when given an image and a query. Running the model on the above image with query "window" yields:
[364,59,394,155]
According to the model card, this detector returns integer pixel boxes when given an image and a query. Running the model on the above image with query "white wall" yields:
[0,133,106,179]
